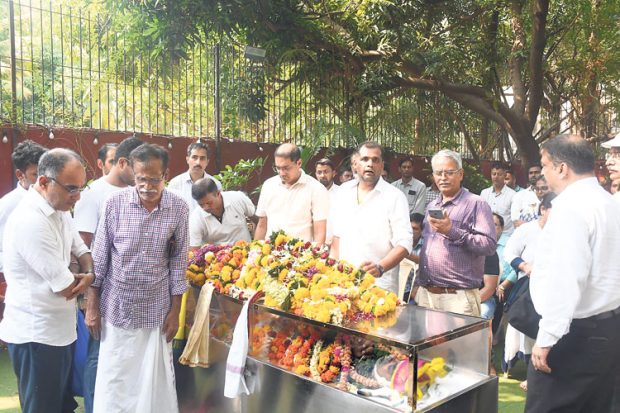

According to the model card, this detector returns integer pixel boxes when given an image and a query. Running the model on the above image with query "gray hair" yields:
[431,149,462,170]
[38,148,83,179]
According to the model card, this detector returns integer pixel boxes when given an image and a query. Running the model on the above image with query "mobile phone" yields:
[428,208,444,219]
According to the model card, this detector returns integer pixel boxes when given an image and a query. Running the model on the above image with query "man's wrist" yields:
[376,263,385,276]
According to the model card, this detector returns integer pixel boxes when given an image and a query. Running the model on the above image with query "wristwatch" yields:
[376,264,385,276]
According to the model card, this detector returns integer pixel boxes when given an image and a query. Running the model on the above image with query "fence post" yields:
[214,43,222,172]
[8,0,18,187]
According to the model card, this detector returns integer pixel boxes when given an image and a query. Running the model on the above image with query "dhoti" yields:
[93,320,179,413]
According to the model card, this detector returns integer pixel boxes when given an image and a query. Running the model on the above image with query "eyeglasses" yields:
[605,151,620,161]
[534,186,549,192]
[134,175,164,185]
[432,169,461,177]
[47,177,89,194]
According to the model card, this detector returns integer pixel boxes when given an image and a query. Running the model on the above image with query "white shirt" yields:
[256,171,329,242]
[326,183,340,243]
[615,192,620,204]
[503,219,543,279]
[0,189,89,346]
[531,177,620,348]
[168,171,222,211]
[189,191,255,246]
[510,187,539,223]
[0,184,28,272]
[333,178,413,293]
[391,177,428,215]
[480,185,515,235]
[73,177,126,235]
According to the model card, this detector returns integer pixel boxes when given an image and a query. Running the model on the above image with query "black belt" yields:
[572,306,620,328]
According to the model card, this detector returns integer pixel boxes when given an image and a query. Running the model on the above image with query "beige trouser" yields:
[415,286,481,317]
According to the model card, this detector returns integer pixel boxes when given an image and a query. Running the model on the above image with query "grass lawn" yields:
[0,344,527,412]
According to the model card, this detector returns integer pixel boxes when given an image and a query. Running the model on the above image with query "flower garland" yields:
[187,231,401,326]
[338,336,352,391]
[249,324,273,358]
[292,335,316,377]
[309,340,324,382]
[317,343,340,383]
[267,331,291,365]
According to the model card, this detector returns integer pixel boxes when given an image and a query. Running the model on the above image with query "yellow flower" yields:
[275,233,287,247]
[205,252,215,263]
[262,244,272,255]
[311,289,327,301]
[316,309,331,323]
[294,288,310,300]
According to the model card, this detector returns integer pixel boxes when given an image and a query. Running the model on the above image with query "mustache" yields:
[139,189,158,194]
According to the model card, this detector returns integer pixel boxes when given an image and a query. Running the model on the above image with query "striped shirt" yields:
[92,187,189,329]
[416,189,497,289]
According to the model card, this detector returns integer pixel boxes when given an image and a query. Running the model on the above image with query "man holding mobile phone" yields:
[412,149,496,317]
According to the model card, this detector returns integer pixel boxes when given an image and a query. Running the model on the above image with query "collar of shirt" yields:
[435,187,465,207]
[397,178,415,188]
[27,187,56,218]
[181,170,206,184]
[277,169,311,189]
[128,187,175,211]
[328,183,339,193]
[491,185,510,196]
[551,177,598,208]
[355,176,391,199]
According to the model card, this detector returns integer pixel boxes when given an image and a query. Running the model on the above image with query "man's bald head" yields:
[274,143,301,162]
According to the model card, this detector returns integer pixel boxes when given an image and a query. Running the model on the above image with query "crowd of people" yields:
[0,132,619,413]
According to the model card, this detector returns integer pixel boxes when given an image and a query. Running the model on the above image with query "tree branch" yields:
[509,0,527,116]
[525,0,549,128]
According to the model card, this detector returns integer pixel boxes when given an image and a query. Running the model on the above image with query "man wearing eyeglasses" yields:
[526,134,620,413]
[604,133,620,203]
[254,143,329,243]
[412,149,496,317]
[0,148,94,413]
[86,144,189,412]
[72,136,143,413]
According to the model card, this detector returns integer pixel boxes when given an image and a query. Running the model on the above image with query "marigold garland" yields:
[187,231,401,327]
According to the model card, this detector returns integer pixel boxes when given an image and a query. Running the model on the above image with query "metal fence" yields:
[0,0,513,157]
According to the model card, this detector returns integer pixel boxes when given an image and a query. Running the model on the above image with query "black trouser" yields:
[7,342,77,413]
[492,296,504,335]
[525,312,620,413]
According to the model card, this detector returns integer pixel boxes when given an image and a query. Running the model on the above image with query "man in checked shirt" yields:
[85,143,189,413]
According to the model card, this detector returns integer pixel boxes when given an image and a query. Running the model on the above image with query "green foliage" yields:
[213,157,265,193]
[462,161,490,195]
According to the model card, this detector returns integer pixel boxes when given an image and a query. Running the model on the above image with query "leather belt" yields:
[572,306,620,328]
[424,285,458,294]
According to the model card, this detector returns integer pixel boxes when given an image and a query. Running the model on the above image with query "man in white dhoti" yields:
[85,143,189,413]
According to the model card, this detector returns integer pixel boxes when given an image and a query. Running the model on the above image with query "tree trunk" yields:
[513,130,541,167]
